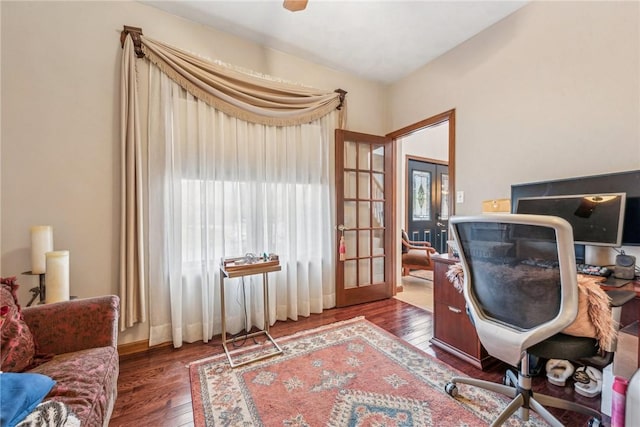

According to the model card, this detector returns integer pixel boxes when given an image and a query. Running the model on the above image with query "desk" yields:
[430,254,496,370]
[600,278,640,369]
[432,254,640,369]
[219,260,283,368]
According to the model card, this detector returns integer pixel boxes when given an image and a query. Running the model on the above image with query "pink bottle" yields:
[611,376,629,427]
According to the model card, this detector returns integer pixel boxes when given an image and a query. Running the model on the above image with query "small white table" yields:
[219,259,283,368]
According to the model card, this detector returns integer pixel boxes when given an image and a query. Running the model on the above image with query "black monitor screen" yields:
[515,193,626,247]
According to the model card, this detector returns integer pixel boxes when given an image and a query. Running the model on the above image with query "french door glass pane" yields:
[344,230,357,259]
[359,230,370,257]
[372,201,384,227]
[373,257,384,284]
[344,260,357,289]
[372,173,384,199]
[373,229,384,255]
[358,259,371,285]
[344,171,357,198]
[344,201,357,229]
[358,172,370,199]
[358,144,370,170]
[345,141,357,169]
[358,201,371,227]
[372,145,384,171]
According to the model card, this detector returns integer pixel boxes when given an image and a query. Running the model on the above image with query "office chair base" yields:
[445,373,602,427]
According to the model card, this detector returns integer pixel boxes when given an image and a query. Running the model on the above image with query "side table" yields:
[220,258,283,368]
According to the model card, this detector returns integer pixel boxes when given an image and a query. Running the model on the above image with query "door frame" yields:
[387,109,456,290]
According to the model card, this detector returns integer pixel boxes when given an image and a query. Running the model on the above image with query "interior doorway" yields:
[388,110,455,302]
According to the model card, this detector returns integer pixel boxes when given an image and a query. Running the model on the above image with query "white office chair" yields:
[445,214,603,427]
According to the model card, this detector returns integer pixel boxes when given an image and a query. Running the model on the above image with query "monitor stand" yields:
[600,276,631,288]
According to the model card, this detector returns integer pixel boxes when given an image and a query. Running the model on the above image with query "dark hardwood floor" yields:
[111,298,602,426]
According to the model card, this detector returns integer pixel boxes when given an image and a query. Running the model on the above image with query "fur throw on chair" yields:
[445,262,616,350]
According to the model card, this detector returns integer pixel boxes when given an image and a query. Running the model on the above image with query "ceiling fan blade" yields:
[283,0,308,12]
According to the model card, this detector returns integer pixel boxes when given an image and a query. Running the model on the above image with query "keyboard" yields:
[576,264,612,277]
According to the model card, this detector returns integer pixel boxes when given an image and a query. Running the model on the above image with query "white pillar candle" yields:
[45,250,69,303]
[31,226,53,274]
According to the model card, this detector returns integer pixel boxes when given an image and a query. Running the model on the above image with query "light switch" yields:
[456,191,464,203]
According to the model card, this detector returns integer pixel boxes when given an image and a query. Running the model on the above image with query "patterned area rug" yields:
[189,317,544,426]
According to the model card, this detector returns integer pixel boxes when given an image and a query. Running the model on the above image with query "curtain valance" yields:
[123,28,346,126]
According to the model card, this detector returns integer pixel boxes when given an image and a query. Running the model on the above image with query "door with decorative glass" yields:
[335,130,393,307]
[407,157,449,254]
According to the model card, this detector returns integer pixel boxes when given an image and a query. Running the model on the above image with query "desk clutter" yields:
[221,253,279,272]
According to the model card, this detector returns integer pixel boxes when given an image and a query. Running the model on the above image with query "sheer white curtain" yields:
[147,65,337,347]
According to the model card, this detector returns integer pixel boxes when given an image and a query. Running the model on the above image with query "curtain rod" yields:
[120,25,144,58]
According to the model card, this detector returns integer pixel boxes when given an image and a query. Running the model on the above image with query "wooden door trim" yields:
[406,154,448,167]
[386,109,456,291]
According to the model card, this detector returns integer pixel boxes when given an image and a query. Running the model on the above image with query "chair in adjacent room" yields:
[401,230,437,277]
[445,214,604,427]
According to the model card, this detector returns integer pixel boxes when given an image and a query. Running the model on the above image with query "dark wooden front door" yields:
[407,158,449,254]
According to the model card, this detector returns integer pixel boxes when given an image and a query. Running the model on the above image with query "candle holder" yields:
[22,271,46,306]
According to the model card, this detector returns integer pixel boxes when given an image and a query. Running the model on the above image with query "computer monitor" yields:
[514,193,626,247]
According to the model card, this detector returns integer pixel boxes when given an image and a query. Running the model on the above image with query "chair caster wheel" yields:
[587,418,601,427]
[445,382,458,397]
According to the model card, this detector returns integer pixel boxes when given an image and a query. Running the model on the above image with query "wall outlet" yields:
[456,191,464,203]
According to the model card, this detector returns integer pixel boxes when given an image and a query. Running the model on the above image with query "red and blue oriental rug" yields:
[189,317,544,426]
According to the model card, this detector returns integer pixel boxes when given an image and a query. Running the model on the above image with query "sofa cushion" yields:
[0,372,56,427]
[1,278,36,372]
[27,346,119,426]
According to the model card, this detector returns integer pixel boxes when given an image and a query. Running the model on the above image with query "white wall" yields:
[389,1,640,264]
[0,1,387,345]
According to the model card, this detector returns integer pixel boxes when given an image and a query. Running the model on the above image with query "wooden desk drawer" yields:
[433,301,479,357]
[434,261,464,306]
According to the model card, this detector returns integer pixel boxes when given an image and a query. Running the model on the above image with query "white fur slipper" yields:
[546,359,575,386]
[573,366,603,398]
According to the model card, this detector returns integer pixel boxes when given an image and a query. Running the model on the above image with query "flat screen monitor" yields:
[515,193,626,247]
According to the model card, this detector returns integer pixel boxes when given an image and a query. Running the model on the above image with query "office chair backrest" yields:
[449,214,580,366]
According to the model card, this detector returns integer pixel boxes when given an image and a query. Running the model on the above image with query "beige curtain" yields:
[140,36,346,127]
[120,35,147,331]
[119,32,346,331]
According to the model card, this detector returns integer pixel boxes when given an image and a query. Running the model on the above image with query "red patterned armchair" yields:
[17,295,119,426]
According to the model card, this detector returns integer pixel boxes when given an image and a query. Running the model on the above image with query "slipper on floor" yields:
[545,359,574,386]
[573,366,603,398]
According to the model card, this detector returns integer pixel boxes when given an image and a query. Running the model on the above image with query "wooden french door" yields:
[335,129,393,307]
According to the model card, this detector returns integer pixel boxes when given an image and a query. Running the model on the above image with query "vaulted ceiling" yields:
[142,0,529,83]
